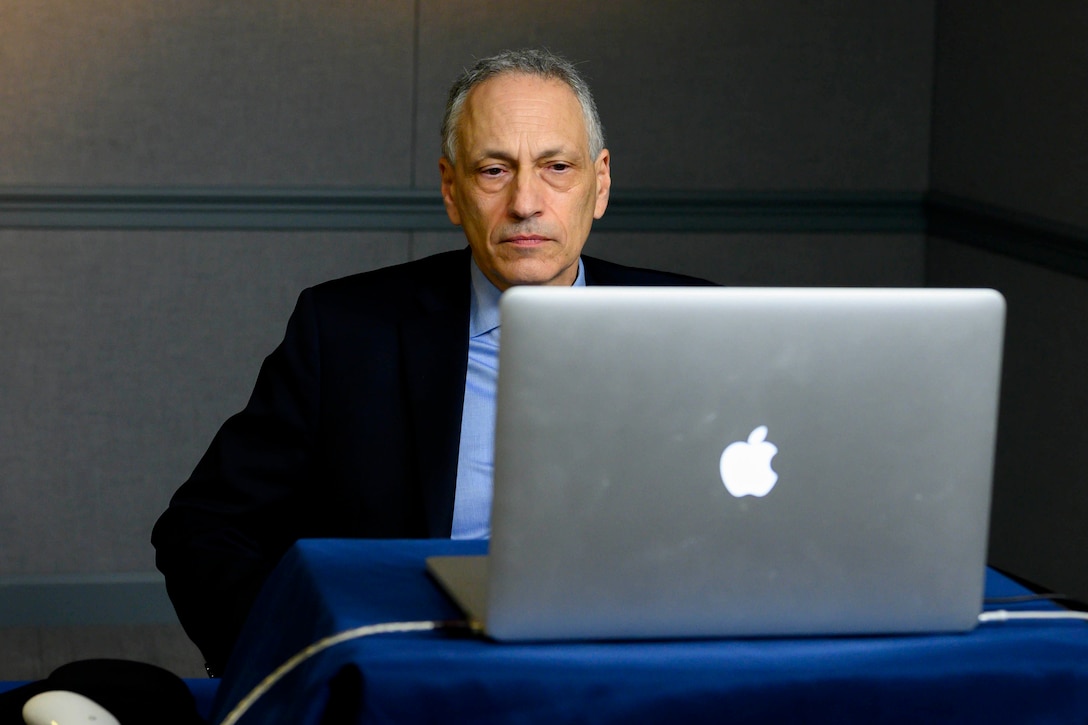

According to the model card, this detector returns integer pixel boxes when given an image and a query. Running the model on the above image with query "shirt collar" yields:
[468,257,586,338]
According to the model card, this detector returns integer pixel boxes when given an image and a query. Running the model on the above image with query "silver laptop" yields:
[427,286,1005,641]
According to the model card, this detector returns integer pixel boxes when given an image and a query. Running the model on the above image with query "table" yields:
[210,540,1088,724]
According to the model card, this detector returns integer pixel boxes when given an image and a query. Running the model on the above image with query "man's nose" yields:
[508,169,544,219]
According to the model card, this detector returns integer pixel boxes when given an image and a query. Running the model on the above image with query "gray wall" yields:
[929,4,1088,599]
[930,3,1087,229]
[2,1,934,191]
[21,0,1068,625]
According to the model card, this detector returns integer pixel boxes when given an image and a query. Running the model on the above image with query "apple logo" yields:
[719,425,779,497]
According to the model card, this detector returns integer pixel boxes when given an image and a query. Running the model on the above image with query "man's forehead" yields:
[470,71,573,98]
[457,73,588,157]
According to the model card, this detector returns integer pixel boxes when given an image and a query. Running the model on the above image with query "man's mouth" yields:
[503,234,551,245]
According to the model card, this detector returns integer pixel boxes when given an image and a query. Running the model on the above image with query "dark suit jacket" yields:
[152,247,710,672]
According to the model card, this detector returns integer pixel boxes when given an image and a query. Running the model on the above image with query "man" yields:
[152,49,710,675]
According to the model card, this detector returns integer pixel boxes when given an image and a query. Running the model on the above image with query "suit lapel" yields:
[399,250,472,537]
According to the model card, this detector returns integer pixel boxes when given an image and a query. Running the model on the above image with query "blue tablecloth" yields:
[211,540,1088,724]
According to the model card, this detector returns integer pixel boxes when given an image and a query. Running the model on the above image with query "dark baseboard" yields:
[0,573,176,627]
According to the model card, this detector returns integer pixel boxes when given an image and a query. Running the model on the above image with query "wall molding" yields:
[601,190,926,232]
[0,187,923,233]
[0,187,452,231]
[926,192,1088,280]
[3,186,1085,279]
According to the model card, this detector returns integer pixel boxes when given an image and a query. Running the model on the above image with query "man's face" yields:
[439,73,611,291]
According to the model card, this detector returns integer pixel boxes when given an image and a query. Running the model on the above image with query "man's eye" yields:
[550,163,571,172]
[481,167,505,177]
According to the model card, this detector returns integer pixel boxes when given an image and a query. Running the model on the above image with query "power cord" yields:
[217,619,470,725]
[979,610,1088,624]
[218,610,1086,723]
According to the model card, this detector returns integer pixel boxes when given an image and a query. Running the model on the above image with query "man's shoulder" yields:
[582,254,715,287]
[306,248,470,304]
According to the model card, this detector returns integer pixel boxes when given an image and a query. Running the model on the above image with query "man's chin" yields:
[495,261,578,289]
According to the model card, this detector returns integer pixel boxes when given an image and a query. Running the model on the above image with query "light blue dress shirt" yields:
[450,258,586,539]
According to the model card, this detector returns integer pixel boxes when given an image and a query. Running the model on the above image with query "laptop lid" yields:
[428,286,1005,641]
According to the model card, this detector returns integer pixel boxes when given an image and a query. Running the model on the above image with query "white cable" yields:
[218,619,463,725]
[218,611,1084,723]
[979,609,1088,624]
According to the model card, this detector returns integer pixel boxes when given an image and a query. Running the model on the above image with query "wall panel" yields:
[929,3,1088,600]
[0,229,411,575]
[415,0,934,192]
[0,0,416,186]
[927,239,1088,601]
[931,4,1088,229]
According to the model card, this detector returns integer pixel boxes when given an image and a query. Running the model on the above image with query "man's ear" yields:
[439,157,462,226]
[593,149,611,220]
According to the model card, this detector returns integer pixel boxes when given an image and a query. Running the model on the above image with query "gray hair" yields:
[440,48,605,165]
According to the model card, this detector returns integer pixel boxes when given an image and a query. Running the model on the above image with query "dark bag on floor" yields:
[0,658,205,724]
